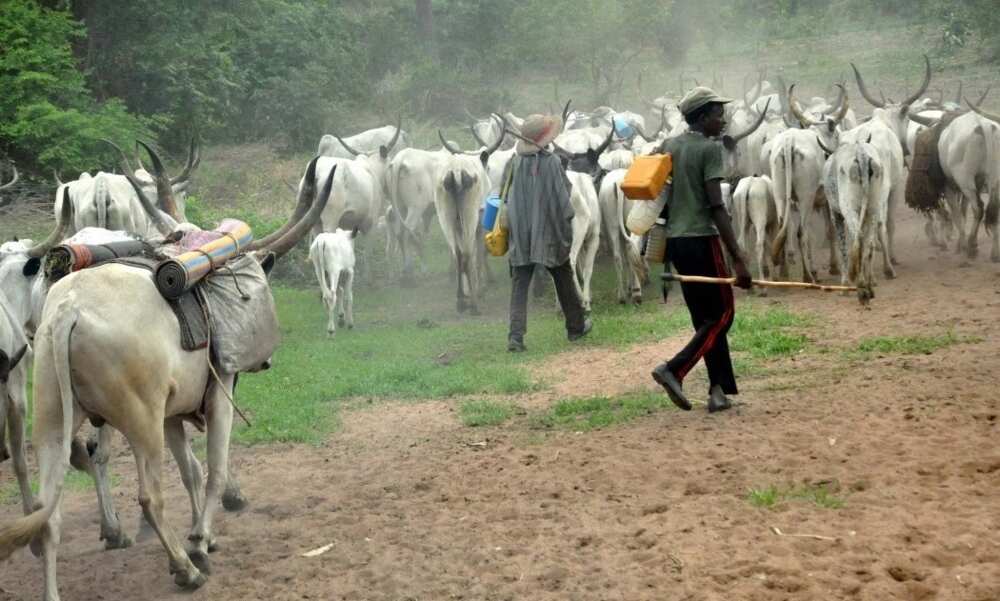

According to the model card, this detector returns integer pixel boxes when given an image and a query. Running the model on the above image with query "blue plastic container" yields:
[613,116,635,139]
[482,193,501,229]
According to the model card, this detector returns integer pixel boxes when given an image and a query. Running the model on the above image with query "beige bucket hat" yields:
[515,114,563,155]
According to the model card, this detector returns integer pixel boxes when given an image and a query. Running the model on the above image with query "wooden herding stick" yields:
[661,272,857,292]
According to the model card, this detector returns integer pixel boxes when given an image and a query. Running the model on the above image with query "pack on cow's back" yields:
[906,112,961,214]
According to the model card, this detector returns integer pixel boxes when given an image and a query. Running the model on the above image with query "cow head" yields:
[0,193,74,333]
[788,84,849,153]
[720,98,771,178]
[438,121,506,167]
[335,116,403,206]
[552,125,614,181]
[851,55,932,156]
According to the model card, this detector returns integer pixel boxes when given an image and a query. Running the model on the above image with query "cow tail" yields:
[617,181,648,282]
[849,149,872,284]
[95,175,108,228]
[770,139,794,265]
[0,304,77,561]
[983,123,1000,232]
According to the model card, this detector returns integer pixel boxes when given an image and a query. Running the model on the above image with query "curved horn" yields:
[850,62,885,108]
[594,124,615,155]
[169,137,201,185]
[814,133,834,157]
[788,85,819,128]
[481,115,505,156]
[731,98,772,143]
[27,186,73,258]
[103,139,174,236]
[333,134,364,157]
[966,96,1000,124]
[246,156,321,251]
[975,86,991,107]
[0,165,18,191]
[560,100,572,130]
[135,140,179,221]
[954,81,964,106]
[829,84,850,125]
[52,168,63,187]
[265,165,336,259]
[907,112,938,127]
[901,55,932,108]
[820,83,846,116]
[438,130,462,154]
[632,123,654,142]
[469,121,490,148]
[383,115,403,154]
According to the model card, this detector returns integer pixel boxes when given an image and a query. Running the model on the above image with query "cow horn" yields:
[247,156,321,251]
[731,98,772,143]
[829,84,850,125]
[820,83,846,116]
[383,115,403,154]
[851,62,886,108]
[469,122,490,148]
[438,130,462,154]
[333,134,364,156]
[135,140,180,221]
[265,165,336,259]
[0,164,18,191]
[169,137,201,186]
[788,85,819,128]
[27,187,74,258]
[560,100,572,130]
[954,81,964,106]
[481,115,506,156]
[52,168,63,187]
[965,96,1000,125]
[103,139,175,236]
[632,123,654,142]
[657,104,668,135]
[814,133,834,157]
[974,86,991,107]
[901,55,932,108]
[593,125,615,156]
[907,112,938,127]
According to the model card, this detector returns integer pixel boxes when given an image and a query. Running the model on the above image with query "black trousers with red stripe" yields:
[665,235,738,395]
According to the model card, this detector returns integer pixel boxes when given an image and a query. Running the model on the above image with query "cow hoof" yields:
[884,268,897,279]
[102,530,133,551]
[174,567,207,590]
[0,445,8,463]
[222,490,248,512]
[337,315,346,327]
[188,550,212,575]
[467,306,481,316]
[829,266,840,276]
[347,323,354,329]
[326,329,336,338]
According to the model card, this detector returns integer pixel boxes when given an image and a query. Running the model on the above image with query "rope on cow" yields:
[200,294,252,428]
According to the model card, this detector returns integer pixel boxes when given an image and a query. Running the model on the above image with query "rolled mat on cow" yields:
[44,240,154,283]
[155,219,253,299]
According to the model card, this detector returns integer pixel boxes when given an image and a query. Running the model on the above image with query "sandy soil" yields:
[2,208,999,601]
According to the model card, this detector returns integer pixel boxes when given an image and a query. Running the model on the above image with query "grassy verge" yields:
[0,470,114,506]
[847,331,979,358]
[458,400,519,427]
[531,390,677,431]
[747,483,845,510]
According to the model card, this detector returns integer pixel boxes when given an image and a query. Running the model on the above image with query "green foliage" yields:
[730,306,809,360]
[0,0,151,173]
[747,482,845,510]
[850,331,976,357]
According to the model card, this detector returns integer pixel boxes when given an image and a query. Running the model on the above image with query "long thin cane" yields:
[661,272,857,292]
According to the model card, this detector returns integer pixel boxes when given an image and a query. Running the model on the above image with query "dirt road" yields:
[2,208,998,601]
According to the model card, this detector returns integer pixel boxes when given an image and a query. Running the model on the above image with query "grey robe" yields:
[505,151,575,268]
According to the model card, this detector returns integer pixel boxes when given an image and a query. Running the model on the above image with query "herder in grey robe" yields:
[502,114,591,352]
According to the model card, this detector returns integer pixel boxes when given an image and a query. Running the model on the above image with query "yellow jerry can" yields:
[621,153,673,200]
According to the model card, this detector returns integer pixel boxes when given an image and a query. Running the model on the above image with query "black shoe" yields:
[568,318,593,342]
[651,364,692,411]
[507,338,526,353]
[707,385,733,413]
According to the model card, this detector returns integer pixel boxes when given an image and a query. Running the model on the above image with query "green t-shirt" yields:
[661,131,725,238]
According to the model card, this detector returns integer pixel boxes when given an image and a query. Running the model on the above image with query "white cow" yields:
[318,120,410,159]
[598,169,648,304]
[937,107,1000,261]
[769,128,828,282]
[732,176,778,289]
[566,171,602,312]
[0,293,31,519]
[385,147,451,279]
[823,141,893,302]
[309,229,356,336]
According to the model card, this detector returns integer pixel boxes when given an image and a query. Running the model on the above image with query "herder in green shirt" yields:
[651,87,753,413]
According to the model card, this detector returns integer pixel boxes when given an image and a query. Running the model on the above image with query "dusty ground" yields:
[2,208,999,601]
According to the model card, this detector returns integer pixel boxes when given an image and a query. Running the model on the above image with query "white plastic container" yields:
[626,184,669,236]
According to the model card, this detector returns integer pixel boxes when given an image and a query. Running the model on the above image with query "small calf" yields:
[309,229,357,336]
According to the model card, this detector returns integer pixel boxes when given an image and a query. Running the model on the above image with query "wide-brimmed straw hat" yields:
[678,86,733,116]
[516,114,563,155]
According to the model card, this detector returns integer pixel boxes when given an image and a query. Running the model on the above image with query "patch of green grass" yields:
[746,483,845,510]
[730,306,809,360]
[0,470,114,505]
[532,390,676,431]
[850,331,977,357]
[458,400,518,427]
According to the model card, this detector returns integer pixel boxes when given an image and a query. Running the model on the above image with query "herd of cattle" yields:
[2,55,1000,598]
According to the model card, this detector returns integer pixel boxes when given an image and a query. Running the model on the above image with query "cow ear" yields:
[23,257,41,277]
[722,135,737,151]
[379,146,390,160]
[479,151,490,166]
[259,251,276,276]
[828,120,836,134]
